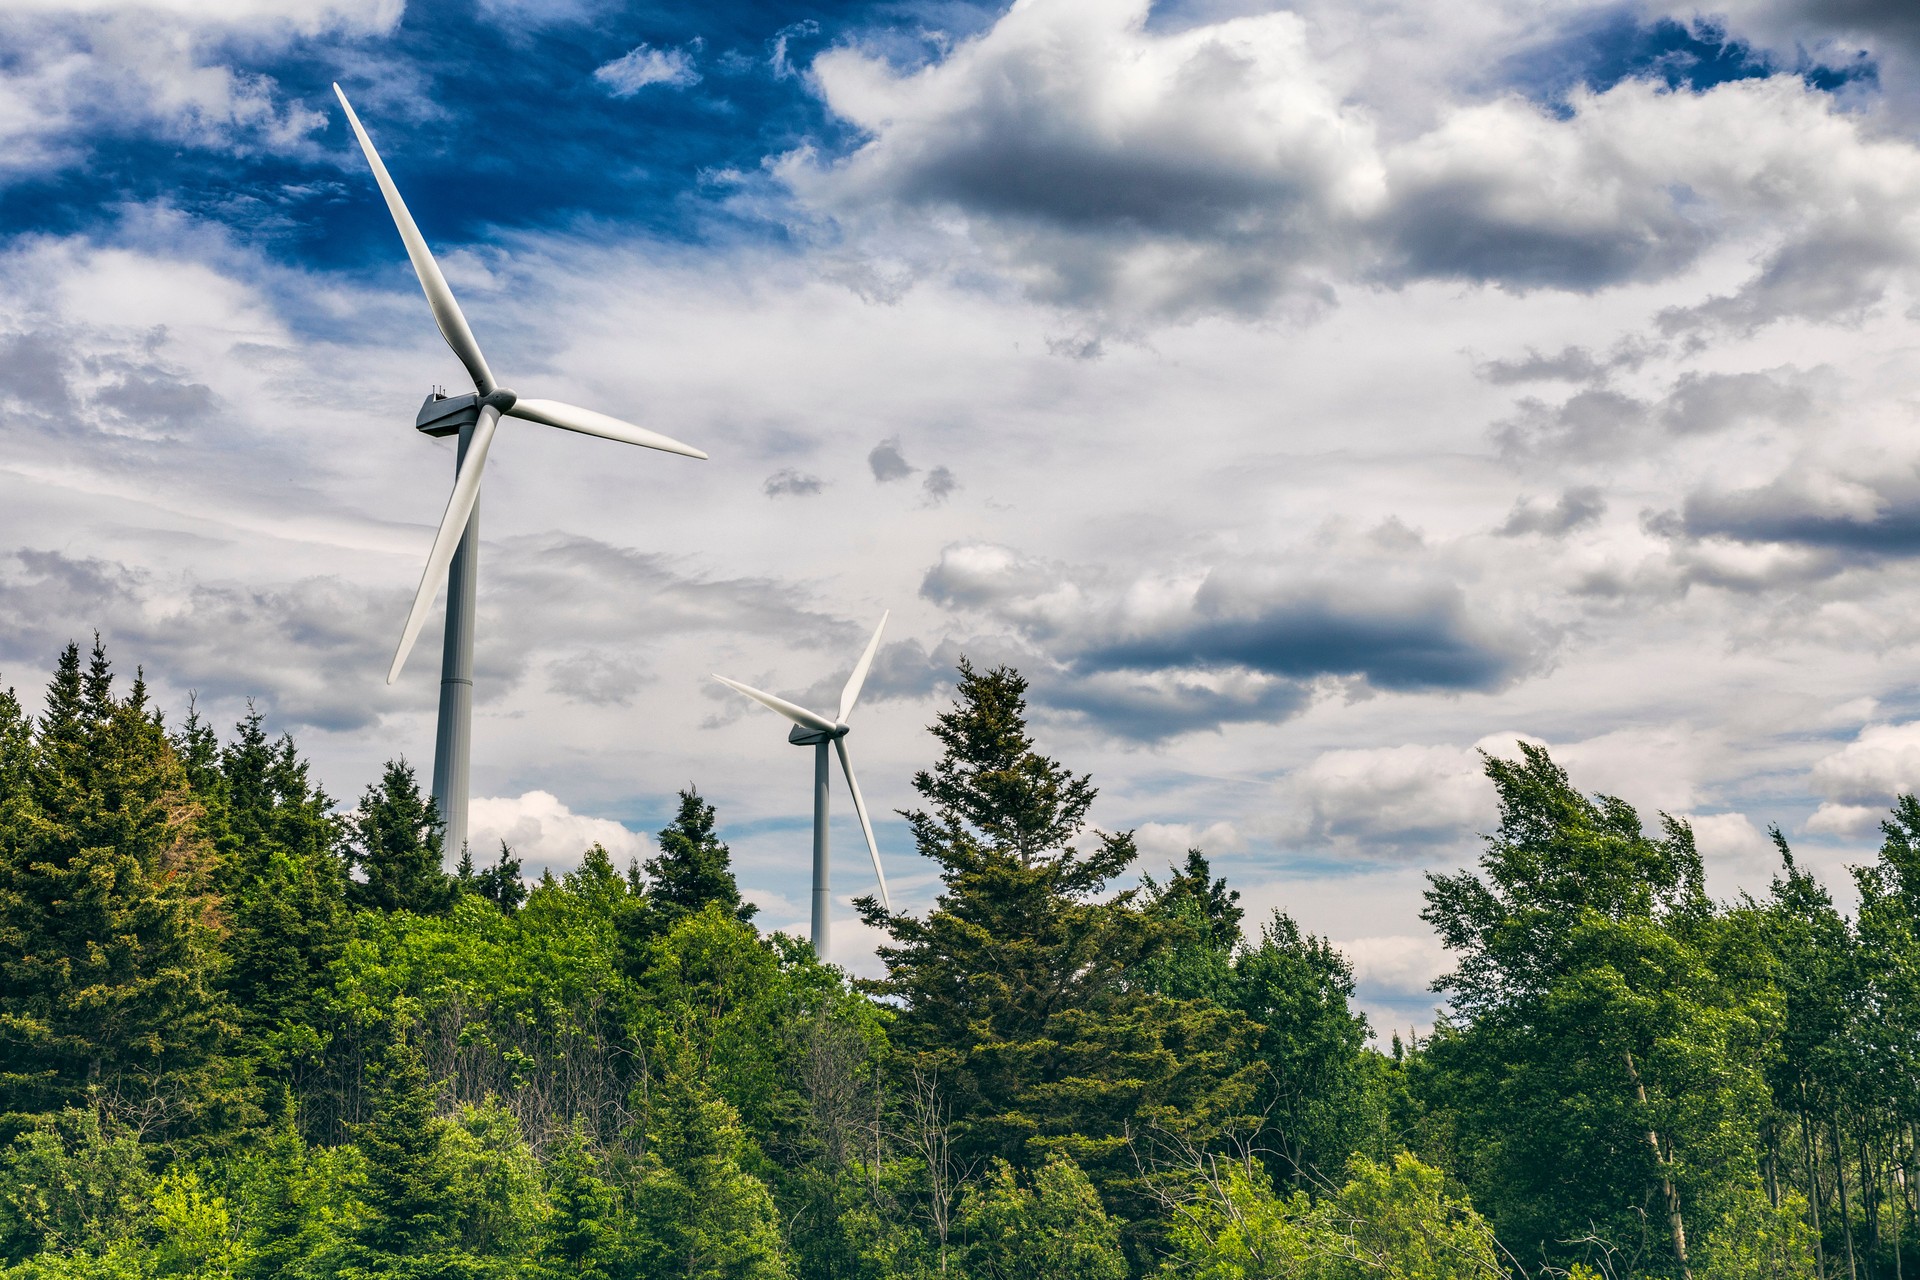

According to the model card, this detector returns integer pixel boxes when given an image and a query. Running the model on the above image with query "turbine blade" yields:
[712,675,837,734]
[333,84,497,395]
[506,398,706,460]
[389,404,501,684]
[838,610,889,723]
[835,736,890,913]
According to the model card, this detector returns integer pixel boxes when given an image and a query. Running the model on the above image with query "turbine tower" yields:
[335,84,708,858]
[714,613,893,956]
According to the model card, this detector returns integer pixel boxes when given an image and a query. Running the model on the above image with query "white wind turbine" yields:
[335,84,708,859]
[714,613,893,957]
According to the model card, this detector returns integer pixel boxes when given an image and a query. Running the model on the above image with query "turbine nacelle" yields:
[788,722,850,746]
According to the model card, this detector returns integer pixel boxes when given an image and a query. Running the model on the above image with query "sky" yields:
[4,0,1920,1036]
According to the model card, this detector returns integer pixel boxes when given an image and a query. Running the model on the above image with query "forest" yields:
[0,638,1911,1280]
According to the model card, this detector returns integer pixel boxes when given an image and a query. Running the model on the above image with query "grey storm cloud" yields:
[789,0,1920,325]
[0,534,858,733]
[1495,368,1821,461]
[1474,339,1657,386]
[919,541,1542,739]
[868,437,916,483]
[1077,582,1534,694]
[764,468,824,497]
[1498,486,1607,537]
[1664,473,1920,561]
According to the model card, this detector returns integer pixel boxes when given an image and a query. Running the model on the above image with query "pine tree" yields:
[345,760,456,916]
[0,640,244,1145]
[458,841,526,913]
[860,661,1255,1184]
[640,787,755,931]
[543,1120,621,1280]
[630,1032,792,1280]
[350,1035,456,1264]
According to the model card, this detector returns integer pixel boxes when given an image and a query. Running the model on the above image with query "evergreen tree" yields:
[641,787,755,931]
[630,1032,792,1280]
[458,841,526,913]
[861,662,1256,1189]
[542,1120,622,1280]
[0,640,244,1145]
[349,1034,458,1267]
[345,760,456,916]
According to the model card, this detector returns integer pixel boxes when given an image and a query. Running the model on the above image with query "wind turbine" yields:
[334,84,708,859]
[714,613,893,957]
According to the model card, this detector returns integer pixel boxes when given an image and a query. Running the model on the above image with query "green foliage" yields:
[957,1153,1128,1280]
[345,761,455,917]
[0,1108,150,1263]
[639,787,756,934]
[630,1032,793,1280]
[7,645,1916,1280]
[1160,1153,1504,1280]
[0,640,245,1147]
[861,661,1256,1196]
[1418,743,1776,1275]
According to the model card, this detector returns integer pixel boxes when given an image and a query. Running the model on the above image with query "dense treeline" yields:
[0,640,1911,1278]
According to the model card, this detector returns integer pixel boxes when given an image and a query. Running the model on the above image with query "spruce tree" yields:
[860,661,1255,1184]
[631,1033,791,1280]
[350,1034,456,1265]
[543,1120,621,1280]
[0,640,243,1145]
[459,841,526,913]
[346,760,456,915]
[641,787,755,930]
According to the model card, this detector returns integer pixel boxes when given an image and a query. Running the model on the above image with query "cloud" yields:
[593,43,701,96]
[868,436,916,483]
[1278,740,1506,858]
[1808,724,1920,834]
[1134,820,1246,864]
[791,0,1920,326]
[1658,369,1817,435]
[1660,469,1920,570]
[764,468,824,497]
[1340,933,1451,998]
[0,8,338,174]
[1683,811,1781,877]
[921,465,957,504]
[1498,486,1607,537]
[466,789,649,875]
[921,541,1543,738]
[1496,367,1823,461]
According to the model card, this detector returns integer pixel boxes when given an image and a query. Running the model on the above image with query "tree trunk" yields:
[1836,1111,1859,1280]
[1767,1114,1783,1209]
[1804,1101,1828,1280]
[1625,1050,1691,1280]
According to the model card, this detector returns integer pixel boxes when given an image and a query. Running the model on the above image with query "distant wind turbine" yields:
[334,84,708,858]
[714,613,893,956]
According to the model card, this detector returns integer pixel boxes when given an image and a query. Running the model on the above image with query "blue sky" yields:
[6,0,1920,1032]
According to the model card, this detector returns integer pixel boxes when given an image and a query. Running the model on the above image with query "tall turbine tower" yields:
[714,613,893,956]
[335,85,708,857]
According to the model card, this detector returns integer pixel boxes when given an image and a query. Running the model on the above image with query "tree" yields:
[457,841,526,913]
[639,788,755,933]
[1418,744,1775,1277]
[629,1031,792,1280]
[1160,1153,1506,1280]
[0,640,244,1146]
[860,662,1255,1199]
[957,1153,1128,1280]
[345,761,455,916]
[348,1034,459,1268]
[1233,911,1388,1189]
[542,1121,622,1280]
